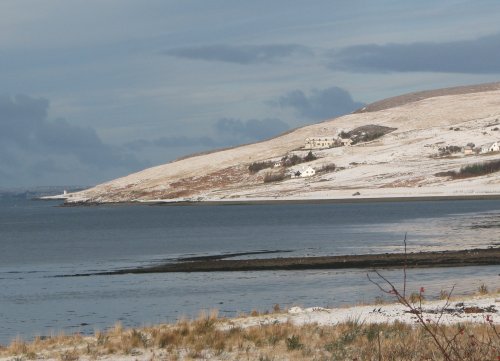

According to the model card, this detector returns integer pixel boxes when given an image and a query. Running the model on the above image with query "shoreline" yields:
[66,247,500,276]
[41,192,500,207]
[1,293,498,360]
[149,193,500,207]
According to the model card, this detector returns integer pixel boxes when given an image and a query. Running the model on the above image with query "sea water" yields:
[0,197,499,344]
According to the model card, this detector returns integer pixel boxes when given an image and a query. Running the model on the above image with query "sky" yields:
[2,0,500,188]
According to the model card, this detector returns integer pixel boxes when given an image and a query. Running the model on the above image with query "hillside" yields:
[65,83,500,204]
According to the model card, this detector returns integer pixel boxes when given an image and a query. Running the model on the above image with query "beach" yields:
[1,292,498,360]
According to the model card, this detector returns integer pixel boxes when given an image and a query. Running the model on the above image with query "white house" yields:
[340,138,353,146]
[300,166,316,177]
[463,146,474,155]
[304,137,336,149]
[480,141,500,154]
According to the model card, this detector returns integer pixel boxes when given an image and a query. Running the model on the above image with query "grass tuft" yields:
[285,334,303,351]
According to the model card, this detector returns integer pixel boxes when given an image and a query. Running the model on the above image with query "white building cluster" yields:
[304,135,352,149]
[290,166,316,178]
[304,137,336,149]
[480,141,500,154]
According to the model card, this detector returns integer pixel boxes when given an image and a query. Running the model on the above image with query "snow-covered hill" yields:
[66,83,500,203]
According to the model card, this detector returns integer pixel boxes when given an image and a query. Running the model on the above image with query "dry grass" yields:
[1,307,498,361]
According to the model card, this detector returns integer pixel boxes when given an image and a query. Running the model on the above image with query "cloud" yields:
[275,87,365,120]
[164,44,311,64]
[124,136,218,151]
[329,33,500,74]
[124,118,290,152]
[0,94,144,184]
[0,95,49,145]
[26,159,61,178]
[215,118,290,140]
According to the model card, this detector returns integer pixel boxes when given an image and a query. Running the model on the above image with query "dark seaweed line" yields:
[54,247,500,277]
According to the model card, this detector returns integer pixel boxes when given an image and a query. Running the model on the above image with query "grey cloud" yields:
[0,168,12,180]
[329,33,500,74]
[27,159,61,178]
[154,136,217,148]
[124,136,218,151]
[0,94,144,181]
[165,44,311,64]
[215,118,290,140]
[35,118,141,169]
[276,87,364,120]
[125,118,290,153]
[0,144,19,166]
[0,95,48,145]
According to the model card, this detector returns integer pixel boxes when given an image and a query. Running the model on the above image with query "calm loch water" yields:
[0,197,499,344]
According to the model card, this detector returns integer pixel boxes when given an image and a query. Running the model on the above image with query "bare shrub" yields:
[282,152,317,167]
[286,335,303,350]
[303,151,317,162]
[435,170,456,177]
[339,131,350,139]
[477,284,489,295]
[283,154,302,166]
[318,163,336,173]
[368,236,500,361]
[263,171,286,183]
[344,125,397,144]
[438,145,462,156]
[193,310,218,334]
[408,290,425,304]
[248,161,274,174]
[439,289,450,300]
[58,348,79,361]
[436,159,500,179]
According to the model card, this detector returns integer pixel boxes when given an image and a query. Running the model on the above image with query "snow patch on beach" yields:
[227,296,499,329]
